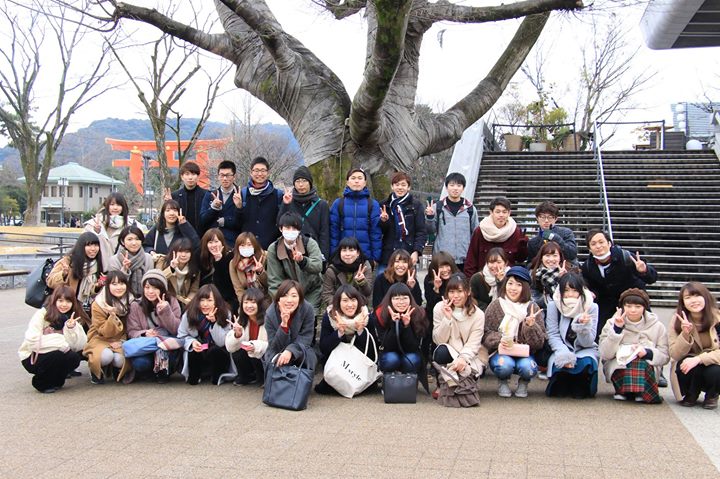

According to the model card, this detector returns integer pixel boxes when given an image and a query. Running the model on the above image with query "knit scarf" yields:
[108,215,125,230]
[120,247,149,297]
[479,216,517,243]
[535,266,561,295]
[247,179,271,196]
[293,187,318,204]
[238,258,258,286]
[552,287,594,319]
[482,265,509,300]
[196,314,214,345]
[389,193,410,241]
[77,260,98,303]
[332,257,363,274]
[498,297,530,341]
[174,264,189,295]
[327,305,369,335]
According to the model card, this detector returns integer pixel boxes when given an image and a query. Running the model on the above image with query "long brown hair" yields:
[44,285,87,328]
[377,282,427,337]
[529,241,565,283]
[186,284,230,328]
[445,274,477,317]
[383,249,412,283]
[674,282,719,334]
[232,232,263,262]
[200,228,229,270]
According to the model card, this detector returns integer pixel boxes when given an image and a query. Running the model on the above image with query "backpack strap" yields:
[338,197,345,232]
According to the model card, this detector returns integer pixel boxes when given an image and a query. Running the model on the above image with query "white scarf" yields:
[552,288,594,319]
[77,260,98,303]
[479,215,517,243]
[174,264,189,294]
[498,297,530,341]
[482,264,509,300]
[327,305,369,335]
[108,215,125,230]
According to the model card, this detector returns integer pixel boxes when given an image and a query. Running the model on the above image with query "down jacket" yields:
[329,187,382,262]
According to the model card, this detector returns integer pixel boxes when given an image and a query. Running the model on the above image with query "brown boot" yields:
[702,394,718,410]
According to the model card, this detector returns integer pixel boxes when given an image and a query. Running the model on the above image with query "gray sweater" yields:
[425,198,478,265]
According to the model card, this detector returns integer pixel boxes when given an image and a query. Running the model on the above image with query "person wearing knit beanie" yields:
[619,288,650,309]
[141,269,168,290]
[293,166,313,188]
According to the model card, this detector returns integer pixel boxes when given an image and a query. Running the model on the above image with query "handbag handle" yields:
[350,330,379,364]
[394,319,415,371]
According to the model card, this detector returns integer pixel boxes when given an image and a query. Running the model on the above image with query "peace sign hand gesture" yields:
[432,269,442,291]
[65,312,78,330]
[230,315,244,338]
[334,310,346,336]
[282,186,293,205]
[379,205,389,222]
[675,311,694,338]
[156,294,169,313]
[163,187,172,202]
[425,199,435,217]
[406,268,417,289]
[630,251,647,274]
[206,307,218,323]
[442,297,454,320]
[210,191,222,209]
[354,263,367,282]
[177,208,186,224]
[253,255,264,274]
[559,260,568,276]
[232,187,243,209]
[525,304,540,327]
[291,246,303,263]
[170,251,180,269]
[93,217,101,234]
[400,307,414,326]
[389,308,401,323]
[613,307,626,328]
[122,252,131,272]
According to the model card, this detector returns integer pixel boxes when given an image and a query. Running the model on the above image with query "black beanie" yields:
[293,166,313,188]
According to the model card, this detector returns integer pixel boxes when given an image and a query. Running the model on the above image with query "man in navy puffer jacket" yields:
[329,168,382,264]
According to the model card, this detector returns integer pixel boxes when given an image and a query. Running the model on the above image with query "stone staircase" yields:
[475,149,720,307]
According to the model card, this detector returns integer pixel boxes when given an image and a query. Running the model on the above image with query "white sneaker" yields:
[538,372,548,381]
[498,379,512,398]
[515,380,529,398]
[635,395,645,403]
[613,393,627,401]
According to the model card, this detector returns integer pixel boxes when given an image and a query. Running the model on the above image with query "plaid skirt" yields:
[611,358,661,404]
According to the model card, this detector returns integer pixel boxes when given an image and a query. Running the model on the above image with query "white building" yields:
[20,162,123,226]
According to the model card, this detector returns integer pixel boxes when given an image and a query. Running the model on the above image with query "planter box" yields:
[504,134,523,151]
[529,142,548,152]
[562,133,582,151]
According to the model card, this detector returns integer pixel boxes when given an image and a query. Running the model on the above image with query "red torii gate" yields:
[106,138,230,194]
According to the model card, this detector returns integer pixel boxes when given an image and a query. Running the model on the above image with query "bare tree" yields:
[51,0,583,199]
[0,1,115,225]
[109,5,232,192]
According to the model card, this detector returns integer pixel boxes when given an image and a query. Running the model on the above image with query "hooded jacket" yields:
[329,186,382,262]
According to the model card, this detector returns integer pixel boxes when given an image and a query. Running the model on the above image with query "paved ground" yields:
[2,287,718,478]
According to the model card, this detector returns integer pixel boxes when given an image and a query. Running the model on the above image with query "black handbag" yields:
[262,345,314,411]
[25,258,55,309]
[383,320,418,404]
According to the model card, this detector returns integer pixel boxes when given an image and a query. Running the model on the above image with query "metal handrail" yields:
[592,121,614,241]
[0,231,78,255]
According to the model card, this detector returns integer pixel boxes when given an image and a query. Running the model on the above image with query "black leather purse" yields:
[383,320,418,404]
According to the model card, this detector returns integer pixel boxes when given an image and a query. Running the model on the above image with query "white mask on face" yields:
[282,230,300,242]
[239,247,255,258]
[593,251,611,261]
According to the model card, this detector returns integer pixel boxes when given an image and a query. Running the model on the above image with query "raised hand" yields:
[122,252,131,271]
[334,310,346,335]
[432,268,442,291]
[156,294,168,313]
[163,187,172,202]
[613,307,626,328]
[66,312,77,329]
[410,251,419,266]
[93,217,101,234]
[442,297,453,320]
[400,307,414,326]
[291,246,303,263]
[407,267,416,289]
[425,199,435,217]
[630,251,647,274]
[283,186,293,204]
[177,208,186,224]
[675,311,693,337]
[379,205,389,222]
[253,255,264,274]
[577,304,591,324]
[559,260,568,276]
[170,251,179,269]
[280,309,291,327]
[354,263,366,282]
[206,307,218,323]
[232,187,243,209]
[211,190,222,209]
[389,307,401,323]
[525,304,539,326]
[231,315,244,338]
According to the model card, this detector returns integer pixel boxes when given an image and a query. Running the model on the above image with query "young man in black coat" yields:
[527,200,578,266]
[165,161,208,235]
[233,156,283,250]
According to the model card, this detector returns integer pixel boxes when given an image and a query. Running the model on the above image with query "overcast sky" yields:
[1,1,718,149]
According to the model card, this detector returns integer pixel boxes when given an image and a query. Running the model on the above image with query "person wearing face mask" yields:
[599,288,669,404]
[545,273,599,399]
[322,237,374,308]
[581,229,658,338]
[378,172,427,272]
[229,232,269,303]
[278,166,330,263]
[526,201,578,267]
[266,213,323,329]
[84,193,133,262]
[199,228,236,312]
[470,247,510,311]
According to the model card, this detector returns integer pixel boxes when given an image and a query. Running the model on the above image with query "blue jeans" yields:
[129,354,154,373]
[380,351,421,373]
[490,354,538,381]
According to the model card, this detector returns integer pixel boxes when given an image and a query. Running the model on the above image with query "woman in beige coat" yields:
[229,232,269,303]
[669,282,720,410]
[598,288,669,403]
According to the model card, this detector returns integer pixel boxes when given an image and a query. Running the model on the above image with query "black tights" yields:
[676,359,720,399]
[21,350,82,392]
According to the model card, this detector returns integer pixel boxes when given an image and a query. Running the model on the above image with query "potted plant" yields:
[526,100,568,151]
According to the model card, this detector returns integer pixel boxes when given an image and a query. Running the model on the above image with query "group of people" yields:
[18,159,720,411]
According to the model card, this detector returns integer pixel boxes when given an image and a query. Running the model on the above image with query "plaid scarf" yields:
[197,315,214,345]
[535,266,561,295]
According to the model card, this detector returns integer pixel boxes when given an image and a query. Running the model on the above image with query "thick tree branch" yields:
[430,12,551,152]
[413,0,582,24]
[317,0,367,19]
[350,0,413,146]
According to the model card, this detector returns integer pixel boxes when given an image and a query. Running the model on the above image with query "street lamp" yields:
[146,189,154,224]
[58,177,69,227]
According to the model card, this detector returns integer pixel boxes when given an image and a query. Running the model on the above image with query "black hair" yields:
[102,192,129,229]
[331,284,367,317]
[489,196,511,212]
[69,231,103,282]
[558,272,588,308]
[444,172,466,188]
[187,284,230,329]
[238,287,268,327]
[330,236,367,267]
[218,160,237,175]
[585,228,611,247]
[535,200,560,218]
[278,212,302,230]
[157,199,180,235]
[103,270,131,316]
[140,277,170,317]
[166,237,199,279]
[250,157,270,170]
[119,225,146,247]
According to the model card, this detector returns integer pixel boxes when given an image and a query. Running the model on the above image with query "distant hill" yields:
[0,118,300,174]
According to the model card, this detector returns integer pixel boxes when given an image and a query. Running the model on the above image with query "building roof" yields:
[641,0,720,49]
[19,162,123,185]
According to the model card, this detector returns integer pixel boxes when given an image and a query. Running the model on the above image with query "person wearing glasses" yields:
[200,160,244,246]
[526,200,578,267]
[233,157,284,250]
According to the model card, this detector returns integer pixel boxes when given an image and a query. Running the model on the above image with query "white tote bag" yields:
[323,332,381,398]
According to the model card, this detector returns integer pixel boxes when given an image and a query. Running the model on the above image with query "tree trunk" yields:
[23,185,41,226]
